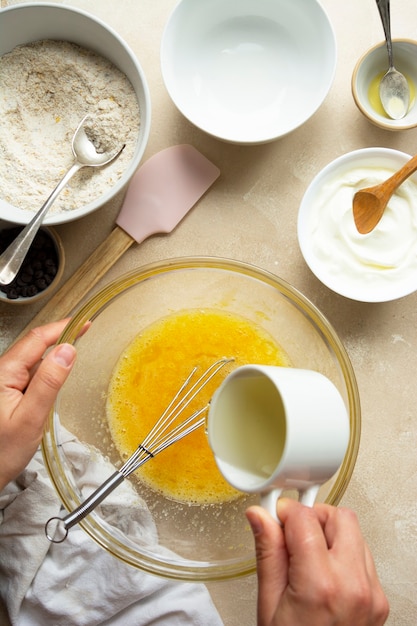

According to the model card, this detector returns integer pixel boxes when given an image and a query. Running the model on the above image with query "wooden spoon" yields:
[353,153,417,234]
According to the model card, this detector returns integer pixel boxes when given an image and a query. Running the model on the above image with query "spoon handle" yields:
[376,0,394,68]
[0,161,82,285]
[381,153,417,198]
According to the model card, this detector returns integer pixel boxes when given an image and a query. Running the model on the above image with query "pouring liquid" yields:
[211,375,286,482]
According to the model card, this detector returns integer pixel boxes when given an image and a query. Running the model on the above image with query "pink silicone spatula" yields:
[17,145,220,338]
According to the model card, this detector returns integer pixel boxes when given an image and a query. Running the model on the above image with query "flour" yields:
[0,40,140,214]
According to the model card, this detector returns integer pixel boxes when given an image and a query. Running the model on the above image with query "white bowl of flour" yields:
[0,3,151,225]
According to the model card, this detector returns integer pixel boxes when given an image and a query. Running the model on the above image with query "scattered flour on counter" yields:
[0,40,140,214]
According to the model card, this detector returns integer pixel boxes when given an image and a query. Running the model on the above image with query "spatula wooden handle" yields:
[15,226,134,342]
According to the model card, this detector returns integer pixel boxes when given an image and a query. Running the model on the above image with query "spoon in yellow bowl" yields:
[376,0,409,120]
[353,153,417,234]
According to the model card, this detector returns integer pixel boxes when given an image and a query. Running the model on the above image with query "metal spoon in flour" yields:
[0,116,125,285]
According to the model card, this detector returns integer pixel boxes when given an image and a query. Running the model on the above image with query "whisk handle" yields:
[45,470,125,543]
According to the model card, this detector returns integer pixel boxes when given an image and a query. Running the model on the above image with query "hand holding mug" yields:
[246,499,389,626]
[208,365,350,518]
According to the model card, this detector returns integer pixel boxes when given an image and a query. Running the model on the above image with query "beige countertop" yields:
[2,0,417,624]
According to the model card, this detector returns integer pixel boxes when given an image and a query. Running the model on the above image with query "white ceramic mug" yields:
[207,365,350,520]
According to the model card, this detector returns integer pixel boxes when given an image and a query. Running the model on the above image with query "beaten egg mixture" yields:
[106,309,291,504]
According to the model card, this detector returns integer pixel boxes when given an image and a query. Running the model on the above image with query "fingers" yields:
[277,498,331,571]
[247,499,389,626]
[0,320,86,489]
[314,504,369,565]
[15,342,76,435]
[363,542,390,623]
[278,499,389,625]
[0,342,77,489]
[312,504,382,593]
[1,319,71,386]
[278,499,369,579]
[11,319,71,356]
[246,505,288,626]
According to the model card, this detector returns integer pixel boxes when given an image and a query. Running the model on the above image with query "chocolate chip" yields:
[35,278,47,290]
[20,272,33,284]
[6,288,19,300]
[27,284,39,297]
[0,227,60,300]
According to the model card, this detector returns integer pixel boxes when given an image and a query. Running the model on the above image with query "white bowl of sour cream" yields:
[298,147,417,302]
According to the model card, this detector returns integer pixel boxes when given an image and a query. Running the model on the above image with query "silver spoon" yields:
[376,0,409,120]
[0,116,125,286]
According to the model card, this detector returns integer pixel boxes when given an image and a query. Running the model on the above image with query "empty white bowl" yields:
[352,39,417,131]
[161,0,336,144]
[0,3,151,225]
[298,147,417,303]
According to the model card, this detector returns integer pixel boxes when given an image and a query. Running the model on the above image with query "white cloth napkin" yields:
[0,432,223,626]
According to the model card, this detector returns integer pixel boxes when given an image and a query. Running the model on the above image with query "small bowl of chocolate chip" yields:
[0,226,64,304]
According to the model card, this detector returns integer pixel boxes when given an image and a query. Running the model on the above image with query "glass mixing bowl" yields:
[42,257,360,581]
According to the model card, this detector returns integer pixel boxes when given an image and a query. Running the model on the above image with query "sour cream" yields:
[299,161,417,302]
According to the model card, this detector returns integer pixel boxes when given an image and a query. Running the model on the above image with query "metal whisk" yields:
[45,357,233,543]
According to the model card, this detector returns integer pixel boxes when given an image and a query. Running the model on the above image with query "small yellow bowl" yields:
[352,39,417,130]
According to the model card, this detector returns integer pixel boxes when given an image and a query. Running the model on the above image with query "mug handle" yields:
[299,483,320,507]
[260,488,283,522]
[260,484,321,523]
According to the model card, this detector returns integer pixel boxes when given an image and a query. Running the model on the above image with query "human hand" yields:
[0,320,77,490]
[246,498,389,626]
